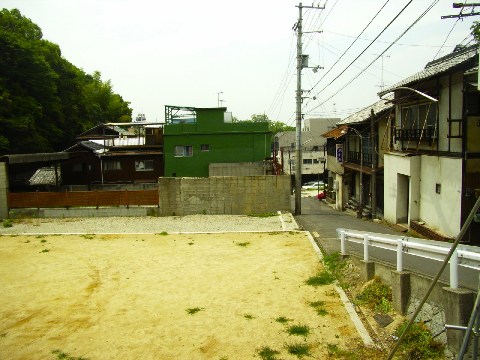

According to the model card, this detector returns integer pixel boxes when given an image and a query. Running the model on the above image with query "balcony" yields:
[394,127,436,142]
[347,151,372,167]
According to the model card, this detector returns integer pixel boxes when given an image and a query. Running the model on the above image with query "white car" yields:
[301,181,325,190]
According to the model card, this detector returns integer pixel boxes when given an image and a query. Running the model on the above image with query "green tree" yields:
[471,21,480,42]
[0,8,132,154]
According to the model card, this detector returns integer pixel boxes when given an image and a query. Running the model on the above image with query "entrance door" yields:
[397,174,409,224]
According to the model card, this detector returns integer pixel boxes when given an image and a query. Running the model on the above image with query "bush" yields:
[395,321,444,359]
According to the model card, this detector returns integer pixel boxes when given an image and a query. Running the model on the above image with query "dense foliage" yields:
[0,9,132,154]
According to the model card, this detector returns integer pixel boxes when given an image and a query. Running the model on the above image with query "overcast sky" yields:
[3,0,477,124]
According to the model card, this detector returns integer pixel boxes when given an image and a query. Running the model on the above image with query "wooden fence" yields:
[8,190,159,209]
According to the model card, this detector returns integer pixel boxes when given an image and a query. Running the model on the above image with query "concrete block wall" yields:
[158,175,291,216]
[209,162,269,176]
[0,163,8,219]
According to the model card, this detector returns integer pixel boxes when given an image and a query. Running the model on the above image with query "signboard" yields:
[336,144,343,163]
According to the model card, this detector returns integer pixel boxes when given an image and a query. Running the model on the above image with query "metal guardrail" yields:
[337,228,480,289]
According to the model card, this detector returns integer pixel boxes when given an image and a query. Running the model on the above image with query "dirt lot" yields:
[0,231,363,360]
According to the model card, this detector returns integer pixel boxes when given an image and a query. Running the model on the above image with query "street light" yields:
[217,91,223,107]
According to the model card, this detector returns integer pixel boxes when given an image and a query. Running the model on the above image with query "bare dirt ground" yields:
[0,231,364,360]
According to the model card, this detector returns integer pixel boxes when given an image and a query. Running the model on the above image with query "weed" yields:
[236,241,250,247]
[326,343,385,359]
[284,342,311,358]
[146,208,157,217]
[323,252,346,274]
[395,321,444,360]
[40,239,47,243]
[40,249,50,253]
[287,324,310,337]
[80,234,95,240]
[256,346,280,360]
[202,209,207,215]
[305,270,335,286]
[243,313,255,320]
[186,307,204,315]
[355,277,392,313]
[188,242,194,245]
[275,316,291,324]
[2,219,13,228]
[308,301,328,316]
[248,212,276,218]
[24,240,31,243]
[158,231,168,236]
[51,349,89,360]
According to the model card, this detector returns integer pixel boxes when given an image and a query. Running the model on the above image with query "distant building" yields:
[276,117,339,182]
[163,106,271,177]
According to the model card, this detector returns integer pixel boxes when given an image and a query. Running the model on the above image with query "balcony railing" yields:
[347,151,372,167]
[394,127,436,141]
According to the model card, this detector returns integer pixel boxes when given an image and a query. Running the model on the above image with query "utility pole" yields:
[294,2,324,215]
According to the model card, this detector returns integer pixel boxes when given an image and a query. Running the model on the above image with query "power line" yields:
[308,0,413,98]
[308,0,391,93]
[305,0,440,115]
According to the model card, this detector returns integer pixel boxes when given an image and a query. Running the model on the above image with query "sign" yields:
[336,144,343,163]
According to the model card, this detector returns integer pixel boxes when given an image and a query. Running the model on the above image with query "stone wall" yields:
[158,176,291,216]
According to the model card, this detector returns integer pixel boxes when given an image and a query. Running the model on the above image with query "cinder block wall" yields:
[158,176,291,216]
[0,163,8,219]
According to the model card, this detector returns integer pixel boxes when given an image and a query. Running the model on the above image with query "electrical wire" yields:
[308,0,391,93]
[305,0,440,116]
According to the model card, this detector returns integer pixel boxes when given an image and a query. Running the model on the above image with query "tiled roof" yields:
[378,45,478,97]
[29,167,60,185]
[337,96,393,125]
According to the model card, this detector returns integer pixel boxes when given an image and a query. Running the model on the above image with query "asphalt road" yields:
[295,195,480,291]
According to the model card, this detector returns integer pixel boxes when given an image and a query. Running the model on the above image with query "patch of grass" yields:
[305,270,335,286]
[146,208,157,217]
[308,300,328,316]
[284,342,311,358]
[188,242,194,245]
[326,342,387,359]
[2,219,13,228]
[287,324,310,337]
[275,316,292,324]
[355,277,392,313]
[157,231,168,236]
[51,349,89,360]
[186,307,204,315]
[395,321,444,360]
[243,313,255,320]
[323,252,346,274]
[248,212,276,218]
[40,239,47,243]
[40,249,50,253]
[80,234,95,240]
[256,346,280,360]
[236,241,250,247]
[24,239,31,243]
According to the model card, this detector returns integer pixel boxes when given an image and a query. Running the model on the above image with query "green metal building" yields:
[163,106,271,177]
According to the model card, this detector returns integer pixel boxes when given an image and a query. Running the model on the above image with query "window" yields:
[397,102,437,141]
[174,145,193,157]
[135,160,154,171]
[104,160,121,171]
[303,159,313,164]
[200,144,210,152]
[313,159,319,164]
[72,163,83,172]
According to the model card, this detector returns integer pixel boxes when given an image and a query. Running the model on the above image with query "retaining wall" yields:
[0,163,7,219]
[158,175,291,216]
[348,255,476,357]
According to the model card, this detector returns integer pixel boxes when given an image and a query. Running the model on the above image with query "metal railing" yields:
[337,228,480,289]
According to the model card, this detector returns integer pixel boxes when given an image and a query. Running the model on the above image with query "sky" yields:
[3,0,478,125]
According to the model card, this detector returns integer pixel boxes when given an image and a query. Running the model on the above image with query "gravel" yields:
[0,212,299,234]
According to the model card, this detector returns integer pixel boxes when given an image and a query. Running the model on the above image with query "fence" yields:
[8,190,159,209]
[337,228,480,289]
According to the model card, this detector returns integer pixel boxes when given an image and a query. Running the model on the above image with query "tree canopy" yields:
[245,113,295,135]
[0,9,132,154]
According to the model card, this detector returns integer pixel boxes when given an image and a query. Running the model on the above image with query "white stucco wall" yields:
[438,72,463,153]
[383,153,420,225]
[419,156,462,237]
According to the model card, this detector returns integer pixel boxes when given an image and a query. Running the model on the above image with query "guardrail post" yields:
[450,249,459,289]
[340,230,346,256]
[397,239,403,272]
[363,234,369,262]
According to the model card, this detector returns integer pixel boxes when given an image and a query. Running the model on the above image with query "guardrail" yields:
[337,228,480,289]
